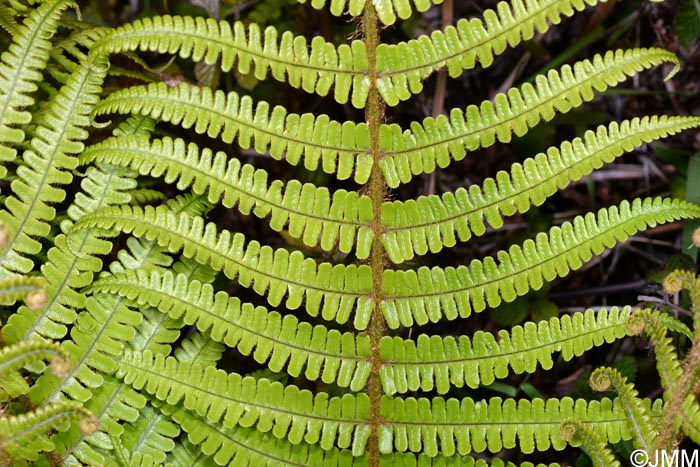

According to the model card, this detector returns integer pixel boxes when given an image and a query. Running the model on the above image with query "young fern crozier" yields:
[1,0,700,466]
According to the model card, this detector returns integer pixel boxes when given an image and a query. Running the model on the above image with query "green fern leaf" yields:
[0,401,94,462]
[380,307,633,395]
[88,268,372,389]
[70,205,374,328]
[0,275,43,306]
[92,16,369,106]
[1,120,147,347]
[164,405,364,466]
[296,0,440,25]
[0,0,75,176]
[0,56,108,277]
[0,339,67,379]
[374,0,624,101]
[629,309,684,391]
[380,396,663,456]
[117,350,371,452]
[382,116,700,263]
[382,198,700,328]
[560,419,621,467]
[380,48,680,187]
[588,368,656,450]
[92,83,374,183]
[51,196,214,465]
[80,135,374,257]
[678,394,700,446]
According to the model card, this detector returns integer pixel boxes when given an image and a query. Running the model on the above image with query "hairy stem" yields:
[364,3,386,467]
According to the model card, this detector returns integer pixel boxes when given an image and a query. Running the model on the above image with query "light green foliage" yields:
[0,0,699,466]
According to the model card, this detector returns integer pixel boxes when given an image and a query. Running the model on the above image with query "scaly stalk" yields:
[363,3,386,467]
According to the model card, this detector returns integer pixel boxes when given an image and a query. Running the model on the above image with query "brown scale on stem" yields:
[362,3,387,467]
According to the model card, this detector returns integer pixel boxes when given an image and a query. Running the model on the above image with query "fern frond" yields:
[80,135,374,256]
[70,205,375,328]
[93,16,370,106]
[0,56,108,277]
[380,307,632,395]
[89,268,372,389]
[382,116,700,263]
[629,309,684,391]
[164,405,365,466]
[2,127,142,346]
[588,368,656,450]
[49,26,110,81]
[0,339,67,379]
[678,394,700,445]
[49,198,210,465]
[296,0,442,25]
[381,198,700,328]
[0,0,76,176]
[25,293,145,466]
[380,48,680,187]
[380,396,663,456]
[0,275,43,306]
[117,350,371,452]
[560,419,621,467]
[380,456,560,467]
[374,0,621,101]
[93,83,374,183]
[0,401,94,462]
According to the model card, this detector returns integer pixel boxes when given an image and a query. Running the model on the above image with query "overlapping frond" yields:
[80,135,373,256]
[51,197,210,466]
[0,275,43,306]
[70,205,375,328]
[93,83,373,182]
[381,198,700,328]
[380,48,680,187]
[92,16,371,107]
[89,268,372,389]
[26,294,146,466]
[382,116,700,263]
[117,350,371,452]
[0,339,66,379]
[1,119,145,347]
[379,396,663,457]
[0,56,108,277]
[380,307,632,395]
[0,402,94,462]
[0,0,75,175]
[164,406,365,467]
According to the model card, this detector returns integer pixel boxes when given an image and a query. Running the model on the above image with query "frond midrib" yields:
[381,314,628,367]
[74,208,369,301]
[383,199,692,302]
[91,271,368,364]
[95,85,367,156]
[96,22,359,78]
[383,116,695,233]
[121,355,369,426]
[0,63,92,272]
[375,0,582,80]
[87,136,368,230]
[381,48,672,160]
